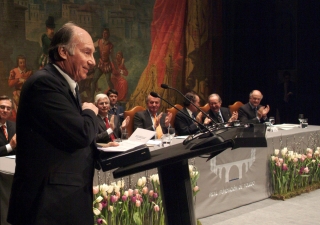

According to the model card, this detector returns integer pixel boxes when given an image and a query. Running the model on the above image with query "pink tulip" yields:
[142,186,148,195]
[278,158,284,163]
[282,164,288,171]
[304,167,309,173]
[293,158,298,163]
[193,186,199,192]
[135,200,141,207]
[154,205,160,212]
[101,200,107,208]
[135,193,141,199]
[115,191,120,198]
[307,153,312,159]
[134,189,139,195]
[153,192,158,199]
[98,203,103,211]
[128,189,133,196]
[131,196,137,203]
[122,195,128,202]
[93,186,99,194]
[149,190,154,197]
[275,161,281,167]
[97,218,103,224]
[110,195,117,203]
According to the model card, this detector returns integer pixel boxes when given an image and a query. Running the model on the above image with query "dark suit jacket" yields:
[8,63,99,225]
[133,110,168,137]
[174,107,199,136]
[238,103,267,123]
[0,120,16,157]
[206,107,231,125]
[96,114,122,143]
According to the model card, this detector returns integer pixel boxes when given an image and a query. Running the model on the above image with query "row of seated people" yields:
[95,89,270,142]
[0,88,270,156]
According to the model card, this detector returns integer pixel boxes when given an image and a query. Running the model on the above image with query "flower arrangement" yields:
[270,146,320,200]
[93,165,200,225]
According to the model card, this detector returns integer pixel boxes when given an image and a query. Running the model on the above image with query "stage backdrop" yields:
[0,0,220,119]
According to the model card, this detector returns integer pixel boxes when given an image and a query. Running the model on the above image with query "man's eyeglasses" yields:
[0,105,12,111]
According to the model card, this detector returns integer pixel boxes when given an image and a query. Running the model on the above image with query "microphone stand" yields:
[160,84,217,125]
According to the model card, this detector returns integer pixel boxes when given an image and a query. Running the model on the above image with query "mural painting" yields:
[0,0,216,120]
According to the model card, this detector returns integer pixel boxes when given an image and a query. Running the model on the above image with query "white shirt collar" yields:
[53,64,77,97]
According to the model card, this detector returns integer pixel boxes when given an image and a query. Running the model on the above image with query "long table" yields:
[1,125,319,224]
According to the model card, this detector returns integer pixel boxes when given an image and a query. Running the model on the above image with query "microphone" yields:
[149,92,211,134]
[160,84,217,125]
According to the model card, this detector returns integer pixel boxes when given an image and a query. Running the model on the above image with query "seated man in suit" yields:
[238,90,270,123]
[95,93,129,143]
[203,93,238,126]
[174,92,204,136]
[0,95,17,157]
[133,93,172,139]
[106,89,124,123]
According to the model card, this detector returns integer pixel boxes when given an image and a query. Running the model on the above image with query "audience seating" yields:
[124,106,145,137]
[228,101,244,113]
[166,104,183,128]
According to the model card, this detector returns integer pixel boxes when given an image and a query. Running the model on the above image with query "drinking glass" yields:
[168,128,175,140]
[298,114,304,123]
[161,134,171,147]
[121,129,128,141]
[269,117,275,126]
[302,118,308,128]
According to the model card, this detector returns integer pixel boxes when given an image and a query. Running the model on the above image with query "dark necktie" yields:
[1,125,8,141]
[75,84,81,107]
[217,113,223,123]
[112,107,117,114]
[104,117,115,141]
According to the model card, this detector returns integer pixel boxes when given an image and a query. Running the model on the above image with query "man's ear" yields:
[58,46,68,60]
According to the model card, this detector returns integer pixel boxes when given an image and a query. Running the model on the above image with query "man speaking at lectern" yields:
[8,23,104,225]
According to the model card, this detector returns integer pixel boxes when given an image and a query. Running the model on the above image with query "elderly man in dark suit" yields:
[238,90,270,123]
[0,95,16,157]
[95,93,129,143]
[8,22,117,225]
[174,92,203,136]
[203,93,238,126]
[134,94,172,139]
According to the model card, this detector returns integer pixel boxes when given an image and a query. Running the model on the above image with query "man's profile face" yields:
[0,100,12,121]
[108,93,118,106]
[64,27,96,82]
[18,59,26,71]
[190,95,200,113]
[147,95,160,115]
[209,96,221,113]
[96,97,109,116]
[249,91,262,107]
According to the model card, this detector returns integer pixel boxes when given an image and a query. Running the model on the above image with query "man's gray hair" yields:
[94,94,109,105]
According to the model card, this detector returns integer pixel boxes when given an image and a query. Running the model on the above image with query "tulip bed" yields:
[93,165,200,225]
[270,146,320,200]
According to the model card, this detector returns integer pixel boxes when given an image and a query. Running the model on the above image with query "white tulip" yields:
[274,149,280,155]
[137,178,143,187]
[93,208,101,215]
[141,176,147,186]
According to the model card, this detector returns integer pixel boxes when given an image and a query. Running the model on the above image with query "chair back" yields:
[124,106,146,137]
[228,101,244,113]
[166,104,183,128]
[199,103,210,113]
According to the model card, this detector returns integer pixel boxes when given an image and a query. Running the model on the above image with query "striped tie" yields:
[1,125,8,141]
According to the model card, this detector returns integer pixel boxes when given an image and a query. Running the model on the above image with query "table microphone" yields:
[160,84,217,124]
[149,91,211,134]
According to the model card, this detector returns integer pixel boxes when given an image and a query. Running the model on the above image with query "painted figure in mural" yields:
[91,28,114,101]
[111,51,128,101]
[0,95,16,157]
[8,55,33,112]
[39,16,55,69]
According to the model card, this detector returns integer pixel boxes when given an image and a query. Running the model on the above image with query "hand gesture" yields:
[228,111,238,122]
[195,112,203,123]
[154,112,162,128]
[109,115,115,130]
[257,105,270,118]
[10,134,17,149]
[121,116,130,129]
[82,102,98,115]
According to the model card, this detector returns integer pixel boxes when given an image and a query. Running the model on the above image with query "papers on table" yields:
[273,124,300,130]
[146,139,162,147]
[5,155,16,159]
[98,128,155,152]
